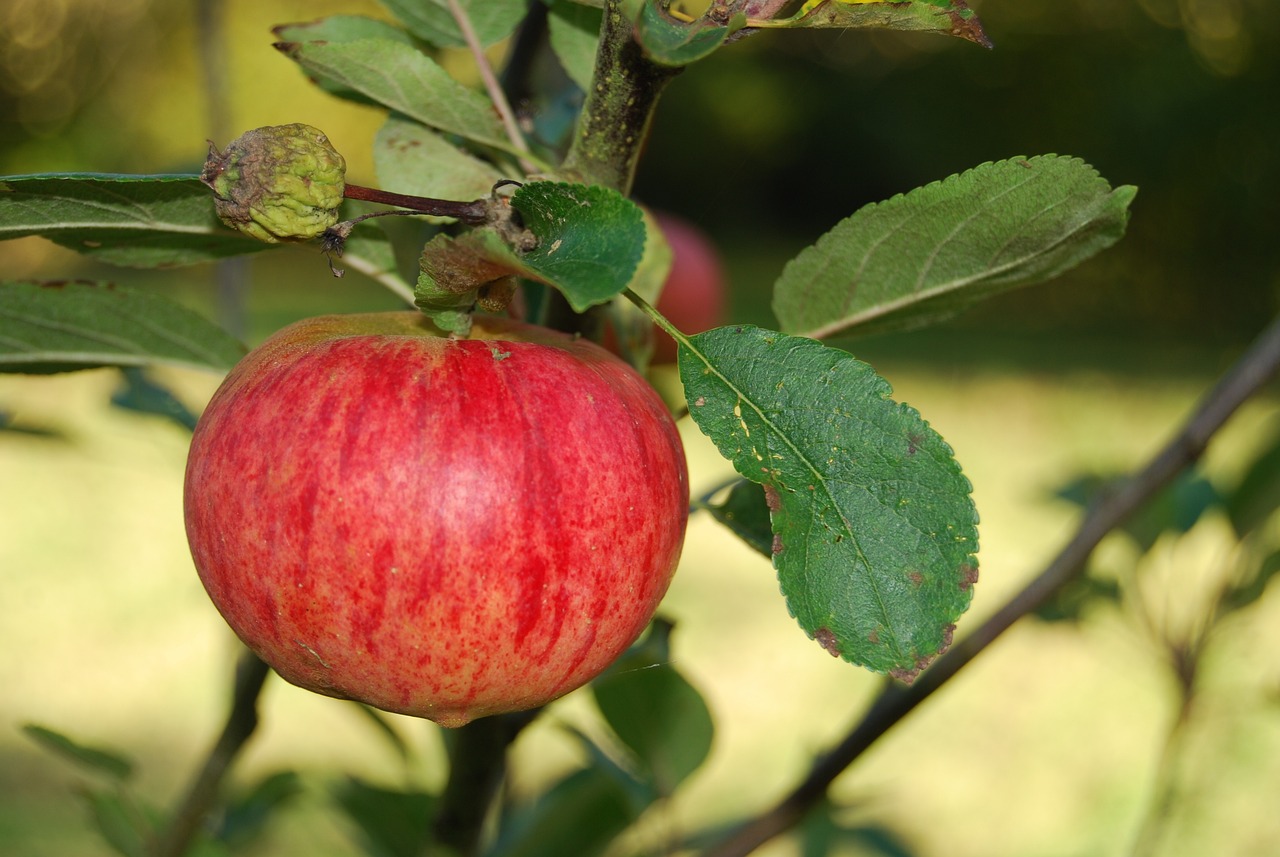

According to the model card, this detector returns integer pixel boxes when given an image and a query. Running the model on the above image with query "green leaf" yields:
[774,0,991,49]
[548,0,604,90]
[0,173,268,266]
[679,326,978,680]
[510,181,646,311]
[772,156,1137,339]
[215,771,302,849]
[273,39,512,153]
[1228,434,1280,538]
[272,16,419,104]
[0,281,246,374]
[414,182,646,329]
[487,767,636,857]
[377,0,526,48]
[697,479,775,557]
[1054,470,1221,554]
[331,777,433,857]
[593,663,714,796]
[111,367,200,432]
[622,0,741,67]
[22,724,135,781]
[374,115,505,207]
[81,788,154,857]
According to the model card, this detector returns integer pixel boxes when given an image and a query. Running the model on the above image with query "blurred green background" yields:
[3,1,1280,856]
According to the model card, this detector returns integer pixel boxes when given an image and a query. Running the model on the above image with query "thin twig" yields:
[150,650,272,857]
[704,314,1280,857]
[445,0,536,174]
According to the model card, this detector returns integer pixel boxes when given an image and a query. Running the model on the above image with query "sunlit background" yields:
[3,1,1280,855]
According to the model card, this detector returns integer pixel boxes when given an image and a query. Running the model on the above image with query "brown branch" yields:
[150,649,271,857]
[704,313,1280,857]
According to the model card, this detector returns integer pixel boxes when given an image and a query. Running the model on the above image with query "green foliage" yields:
[0,174,267,266]
[274,38,520,157]
[331,778,435,857]
[22,724,135,782]
[679,326,977,678]
[0,281,246,374]
[772,156,1136,339]
[773,0,991,48]
[376,0,527,48]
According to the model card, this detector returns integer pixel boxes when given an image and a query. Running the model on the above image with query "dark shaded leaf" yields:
[486,767,636,857]
[215,770,302,849]
[331,777,433,857]
[1227,434,1280,538]
[22,724,135,781]
[696,479,774,557]
[593,662,714,796]
[110,367,199,432]
[0,281,246,374]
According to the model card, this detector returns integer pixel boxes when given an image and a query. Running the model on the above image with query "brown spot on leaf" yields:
[814,627,841,657]
[763,483,782,513]
[939,623,956,655]
[959,563,980,591]
[771,533,784,556]
[694,396,706,407]
[907,433,923,455]
[868,628,880,644]
[889,665,921,684]
[907,570,924,587]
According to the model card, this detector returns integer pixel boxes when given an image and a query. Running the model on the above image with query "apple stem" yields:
[151,649,271,857]
[623,286,695,351]
[432,709,541,855]
[342,183,491,224]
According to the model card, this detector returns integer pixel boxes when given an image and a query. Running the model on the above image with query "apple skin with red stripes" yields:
[184,312,688,727]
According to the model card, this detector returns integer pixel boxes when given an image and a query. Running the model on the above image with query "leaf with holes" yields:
[679,325,978,680]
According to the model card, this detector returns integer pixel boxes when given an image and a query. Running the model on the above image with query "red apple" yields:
[184,312,689,727]
[651,213,726,363]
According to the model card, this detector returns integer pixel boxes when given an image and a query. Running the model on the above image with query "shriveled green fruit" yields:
[184,312,689,727]
[201,123,346,243]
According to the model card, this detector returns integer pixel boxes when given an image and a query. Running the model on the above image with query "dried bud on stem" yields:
[202,123,347,243]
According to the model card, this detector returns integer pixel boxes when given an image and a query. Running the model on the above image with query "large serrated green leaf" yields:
[0,174,268,267]
[377,0,526,48]
[273,39,512,153]
[774,0,991,48]
[679,325,977,680]
[0,281,245,374]
[374,115,505,206]
[773,156,1137,339]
